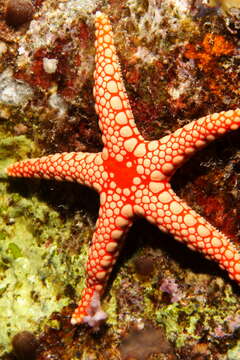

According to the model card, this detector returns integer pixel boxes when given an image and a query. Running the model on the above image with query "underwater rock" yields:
[5,0,34,27]
[12,331,38,360]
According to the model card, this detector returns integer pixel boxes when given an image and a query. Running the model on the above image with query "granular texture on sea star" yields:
[6,12,240,326]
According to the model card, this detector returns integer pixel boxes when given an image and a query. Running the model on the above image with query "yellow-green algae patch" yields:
[155,279,239,348]
[228,339,240,359]
[209,0,240,12]
[0,129,89,354]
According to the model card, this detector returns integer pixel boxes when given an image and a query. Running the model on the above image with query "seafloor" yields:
[0,0,240,359]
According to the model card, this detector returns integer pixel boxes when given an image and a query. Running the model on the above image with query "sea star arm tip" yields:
[71,290,107,328]
[153,108,240,179]
[6,152,104,192]
[70,202,133,325]
[141,187,240,284]
[157,108,240,177]
[93,10,143,160]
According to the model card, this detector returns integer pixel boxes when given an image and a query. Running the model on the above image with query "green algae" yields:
[0,127,89,355]
[156,302,200,347]
[227,339,240,360]
[105,289,118,328]
[155,282,239,348]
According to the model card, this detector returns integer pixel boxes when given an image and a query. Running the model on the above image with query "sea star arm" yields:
[94,12,144,162]
[71,198,133,325]
[148,109,240,178]
[140,186,240,283]
[6,152,104,192]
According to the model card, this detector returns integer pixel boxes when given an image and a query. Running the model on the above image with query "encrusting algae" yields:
[0,127,91,354]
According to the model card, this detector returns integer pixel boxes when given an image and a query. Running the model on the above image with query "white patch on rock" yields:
[0,68,33,106]
[43,57,58,73]
[48,93,67,117]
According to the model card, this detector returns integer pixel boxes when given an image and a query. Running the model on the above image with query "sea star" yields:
[6,12,240,327]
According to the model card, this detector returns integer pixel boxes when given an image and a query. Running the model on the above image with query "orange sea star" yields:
[6,12,240,327]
